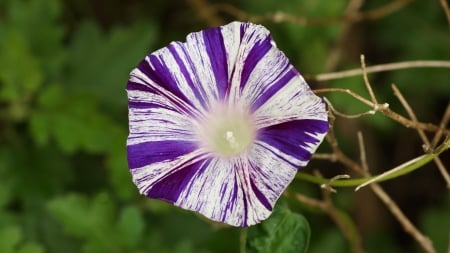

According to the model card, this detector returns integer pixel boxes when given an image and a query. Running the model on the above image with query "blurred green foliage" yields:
[0,0,449,252]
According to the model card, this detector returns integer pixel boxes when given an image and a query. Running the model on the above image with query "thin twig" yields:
[356,132,436,253]
[325,126,363,174]
[430,103,450,150]
[391,84,429,148]
[309,60,450,82]
[324,97,376,119]
[315,88,450,135]
[440,0,450,28]
[392,84,450,188]
[240,228,247,253]
[369,183,436,253]
[187,0,223,27]
[214,0,411,26]
[324,0,364,71]
[312,152,338,161]
[293,190,364,253]
[360,55,378,105]
[357,132,369,172]
[321,174,351,193]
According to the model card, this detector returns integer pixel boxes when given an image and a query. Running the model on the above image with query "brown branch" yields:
[391,85,450,188]
[324,0,364,71]
[315,88,450,135]
[360,55,378,105]
[378,107,450,135]
[292,189,364,253]
[309,60,450,82]
[312,152,338,161]
[368,183,436,253]
[430,103,450,150]
[186,0,223,27]
[214,0,412,26]
[320,109,438,252]
[356,132,436,253]
[440,0,450,28]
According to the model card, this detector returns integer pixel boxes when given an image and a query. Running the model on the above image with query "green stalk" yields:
[297,138,450,189]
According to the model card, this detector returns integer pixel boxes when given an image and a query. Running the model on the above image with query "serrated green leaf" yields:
[47,193,114,238]
[32,83,124,154]
[246,201,310,253]
[64,20,157,109]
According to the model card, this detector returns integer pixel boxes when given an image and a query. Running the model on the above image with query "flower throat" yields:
[198,106,255,157]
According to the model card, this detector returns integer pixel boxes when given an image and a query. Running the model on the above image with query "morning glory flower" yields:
[126,21,328,227]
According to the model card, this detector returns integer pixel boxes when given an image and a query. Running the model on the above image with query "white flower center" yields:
[197,106,255,157]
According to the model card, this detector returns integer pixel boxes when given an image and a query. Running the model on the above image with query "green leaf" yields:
[47,193,125,253]
[420,199,450,253]
[28,111,50,146]
[106,142,135,201]
[116,206,145,249]
[0,225,21,253]
[246,201,310,253]
[64,20,157,109]
[47,192,114,238]
[6,0,64,77]
[0,30,42,103]
[31,84,124,154]
[17,242,44,253]
[308,229,346,253]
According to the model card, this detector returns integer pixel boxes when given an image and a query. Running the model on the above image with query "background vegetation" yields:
[0,0,449,252]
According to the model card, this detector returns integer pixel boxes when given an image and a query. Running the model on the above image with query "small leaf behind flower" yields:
[246,201,310,253]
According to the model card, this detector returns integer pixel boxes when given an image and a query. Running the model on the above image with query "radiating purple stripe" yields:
[128,101,158,109]
[257,119,329,167]
[128,100,177,111]
[241,188,249,227]
[240,36,273,89]
[127,81,155,93]
[220,179,239,221]
[132,57,197,117]
[250,178,272,211]
[127,140,198,169]
[146,158,211,203]
[239,23,246,41]
[250,68,296,112]
[167,44,208,108]
[202,27,229,100]
[138,54,192,106]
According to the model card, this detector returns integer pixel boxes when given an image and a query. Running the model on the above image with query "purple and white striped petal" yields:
[127,21,328,227]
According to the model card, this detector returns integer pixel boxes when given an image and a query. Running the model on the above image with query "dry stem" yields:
[391,85,450,188]
[293,189,364,253]
[310,60,450,82]
[213,0,411,26]
[187,0,223,26]
[440,0,450,28]
[315,87,450,135]
[430,103,450,150]
[356,132,436,253]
